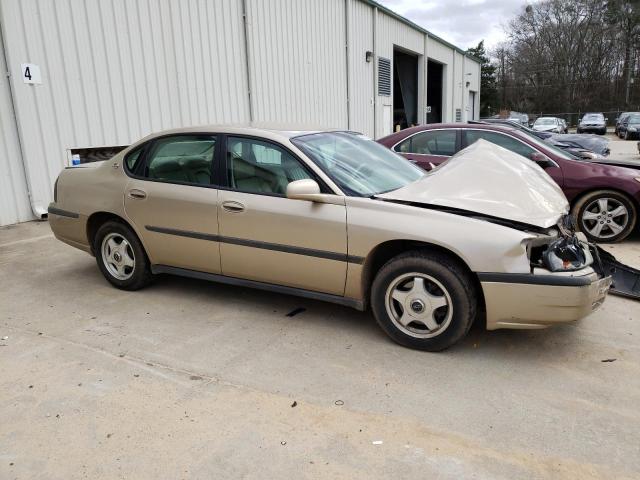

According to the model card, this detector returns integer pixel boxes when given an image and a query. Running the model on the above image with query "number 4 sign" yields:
[21,63,42,84]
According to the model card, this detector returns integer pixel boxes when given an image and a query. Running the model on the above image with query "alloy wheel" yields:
[101,232,135,280]
[581,198,629,240]
[384,272,453,338]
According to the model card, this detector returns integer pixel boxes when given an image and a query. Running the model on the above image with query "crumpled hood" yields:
[378,139,569,228]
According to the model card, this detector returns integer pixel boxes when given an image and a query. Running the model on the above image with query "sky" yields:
[377,0,537,52]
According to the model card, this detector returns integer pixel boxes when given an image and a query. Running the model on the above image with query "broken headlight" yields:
[542,235,593,272]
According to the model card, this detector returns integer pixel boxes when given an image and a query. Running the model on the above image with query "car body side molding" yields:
[478,272,594,287]
[145,225,365,264]
[47,206,79,218]
[151,264,365,310]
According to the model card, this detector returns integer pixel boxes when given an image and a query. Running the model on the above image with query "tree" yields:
[466,41,498,116]
[605,0,640,106]
[492,0,640,115]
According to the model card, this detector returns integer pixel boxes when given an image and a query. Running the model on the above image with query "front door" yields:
[218,136,347,295]
[123,134,222,273]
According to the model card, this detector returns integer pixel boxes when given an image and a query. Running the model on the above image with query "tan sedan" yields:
[49,127,611,351]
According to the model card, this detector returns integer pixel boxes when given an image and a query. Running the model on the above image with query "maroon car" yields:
[378,123,640,243]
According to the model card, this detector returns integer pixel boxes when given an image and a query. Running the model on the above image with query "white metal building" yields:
[0,0,480,227]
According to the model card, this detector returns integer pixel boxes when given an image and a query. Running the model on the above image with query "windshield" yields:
[292,132,424,196]
[628,114,640,124]
[583,114,603,121]
[535,118,555,125]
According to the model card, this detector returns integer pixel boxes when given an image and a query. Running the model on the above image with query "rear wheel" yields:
[94,220,152,290]
[371,251,477,351]
[573,190,637,243]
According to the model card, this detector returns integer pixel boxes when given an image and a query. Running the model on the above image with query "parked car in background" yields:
[478,119,552,139]
[617,112,640,140]
[615,112,633,136]
[47,127,613,351]
[532,117,565,134]
[546,134,610,157]
[577,113,607,135]
[378,123,640,243]
[559,118,569,134]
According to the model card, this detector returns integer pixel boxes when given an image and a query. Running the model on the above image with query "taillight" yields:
[54,177,59,202]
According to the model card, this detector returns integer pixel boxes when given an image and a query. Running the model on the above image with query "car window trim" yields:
[219,133,336,197]
[391,128,461,157]
[123,132,221,189]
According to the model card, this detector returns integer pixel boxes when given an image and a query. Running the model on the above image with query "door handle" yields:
[222,200,245,213]
[128,189,147,199]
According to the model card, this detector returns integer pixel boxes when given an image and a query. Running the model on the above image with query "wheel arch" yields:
[86,211,146,257]
[360,239,484,311]
[570,187,639,213]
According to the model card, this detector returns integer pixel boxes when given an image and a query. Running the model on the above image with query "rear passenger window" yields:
[395,130,457,156]
[125,147,144,172]
[144,135,216,185]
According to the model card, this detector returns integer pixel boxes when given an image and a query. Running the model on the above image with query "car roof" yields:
[133,124,348,145]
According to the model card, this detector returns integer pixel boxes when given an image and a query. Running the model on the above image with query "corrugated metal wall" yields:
[347,0,374,137]
[0,0,480,226]
[0,0,250,220]
[245,0,348,128]
[0,21,32,226]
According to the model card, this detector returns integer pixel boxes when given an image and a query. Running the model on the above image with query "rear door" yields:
[392,129,460,170]
[123,134,222,273]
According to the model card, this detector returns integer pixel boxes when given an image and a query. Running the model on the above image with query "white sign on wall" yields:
[21,63,42,84]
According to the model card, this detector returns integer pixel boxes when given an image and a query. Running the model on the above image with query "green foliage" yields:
[466,41,498,116]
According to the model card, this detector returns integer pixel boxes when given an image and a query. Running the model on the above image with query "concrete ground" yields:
[2,141,640,479]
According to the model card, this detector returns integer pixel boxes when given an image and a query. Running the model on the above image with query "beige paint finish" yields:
[483,274,611,330]
[218,190,347,295]
[48,126,609,331]
[124,179,221,273]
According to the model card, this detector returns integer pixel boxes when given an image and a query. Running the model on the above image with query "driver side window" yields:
[465,131,535,159]
[226,137,313,196]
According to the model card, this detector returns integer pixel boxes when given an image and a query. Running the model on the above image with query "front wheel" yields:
[573,190,637,243]
[94,220,153,290]
[371,251,477,351]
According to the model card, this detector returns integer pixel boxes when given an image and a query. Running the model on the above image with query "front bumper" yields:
[578,125,606,133]
[480,270,611,330]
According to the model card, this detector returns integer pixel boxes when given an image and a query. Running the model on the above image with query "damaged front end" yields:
[528,216,640,300]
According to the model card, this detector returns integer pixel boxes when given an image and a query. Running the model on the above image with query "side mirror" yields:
[286,179,345,205]
[530,151,554,168]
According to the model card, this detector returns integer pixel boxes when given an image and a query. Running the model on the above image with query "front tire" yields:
[573,190,637,243]
[371,251,477,351]
[94,220,152,290]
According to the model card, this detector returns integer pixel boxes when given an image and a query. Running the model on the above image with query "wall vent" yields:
[378,57,391,96]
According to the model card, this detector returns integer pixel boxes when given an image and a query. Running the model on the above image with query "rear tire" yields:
[94,220,152,290]
[573,190,637,243]
[371,251,477,351]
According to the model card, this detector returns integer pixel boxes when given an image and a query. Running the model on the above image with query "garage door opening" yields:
[427,60,444,123]
[393,49,418,131]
